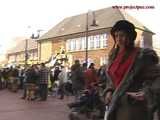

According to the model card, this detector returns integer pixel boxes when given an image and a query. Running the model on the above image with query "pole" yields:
[25,39,28,67]
[36,29,43,63]
[85,10,98,66]
[85,12,89,66]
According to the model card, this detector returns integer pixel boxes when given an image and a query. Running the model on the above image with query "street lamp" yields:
[85,11,98,66]
[30,29,43,64]
[36,29,43,63]
[24,26,32,67]
[24,26,43,66]
[24,39,28,67]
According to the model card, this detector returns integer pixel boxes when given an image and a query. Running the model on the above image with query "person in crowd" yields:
[64,69,73,96]
[71,60,84,99]
[68,63,105,118]
[82,63,87,72]
[103,20,160,120]
[49,69,54,92]
[9,67,19,92]
[0,70,2,89]
[53,66,61,83]
[84,63,99,91]
[48,66,61,93]
[97,65,107,90]
[21,65,39,100]
[38,63,49,101]
[1,68,10,88]
[18,67,25,89]
[57,66,68,99]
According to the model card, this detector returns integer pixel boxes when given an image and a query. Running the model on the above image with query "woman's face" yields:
[114,31,129,49]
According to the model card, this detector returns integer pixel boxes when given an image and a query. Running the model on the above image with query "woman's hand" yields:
[126,91,145,101]
[104,91,112,105]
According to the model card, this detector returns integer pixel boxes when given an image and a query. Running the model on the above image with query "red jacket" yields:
[84,68,98,89]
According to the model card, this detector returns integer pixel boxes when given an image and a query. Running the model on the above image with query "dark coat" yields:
[142,64,160,120]
[71,64,84,91]
[104,48,160,120]
[39,67,49,84]
[26,68,38,84]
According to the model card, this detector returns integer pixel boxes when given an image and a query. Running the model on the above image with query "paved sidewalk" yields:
[0,89,73,120]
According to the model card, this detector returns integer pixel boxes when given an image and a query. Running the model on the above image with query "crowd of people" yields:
[0,20,160,120]
[0,61,106,101]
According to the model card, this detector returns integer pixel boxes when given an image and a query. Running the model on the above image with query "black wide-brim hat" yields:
[111,20,137,41]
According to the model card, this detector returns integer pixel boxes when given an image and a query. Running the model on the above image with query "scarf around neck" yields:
[108,47,138,88]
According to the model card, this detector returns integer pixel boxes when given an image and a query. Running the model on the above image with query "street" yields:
[0,90,72,120]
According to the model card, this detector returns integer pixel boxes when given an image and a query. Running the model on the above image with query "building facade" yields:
[7,38,38,66]
[38,7,154,68]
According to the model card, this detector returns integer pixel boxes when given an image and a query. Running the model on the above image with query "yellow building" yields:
[6,38,38,66]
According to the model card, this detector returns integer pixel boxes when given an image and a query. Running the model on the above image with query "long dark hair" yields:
[109,20,137,63]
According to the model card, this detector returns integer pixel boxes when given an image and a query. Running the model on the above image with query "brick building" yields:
[38,7,154,68]
[7,38,38,66]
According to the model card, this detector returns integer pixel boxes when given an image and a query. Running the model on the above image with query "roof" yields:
[39,7,153,40]
[7,39,37,54]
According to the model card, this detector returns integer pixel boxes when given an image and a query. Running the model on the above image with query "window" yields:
[75,38,81,50]
[73,39,76,50]
[66,33,108,52]
[82,37,86,50]
[70,39,76,51]
[101,33,107,48]
[35,51,38,58]
[66,40,70,51]
[33,51,37,59]
[95,35,100,48]
[89,36,94,49]
[28,52,33,60]
[78,38,82,50]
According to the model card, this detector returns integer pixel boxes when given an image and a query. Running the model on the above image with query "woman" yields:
[84,63,99,90]
[104,20,160,120]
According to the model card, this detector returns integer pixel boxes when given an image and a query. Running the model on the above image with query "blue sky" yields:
[0,0,159,57]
